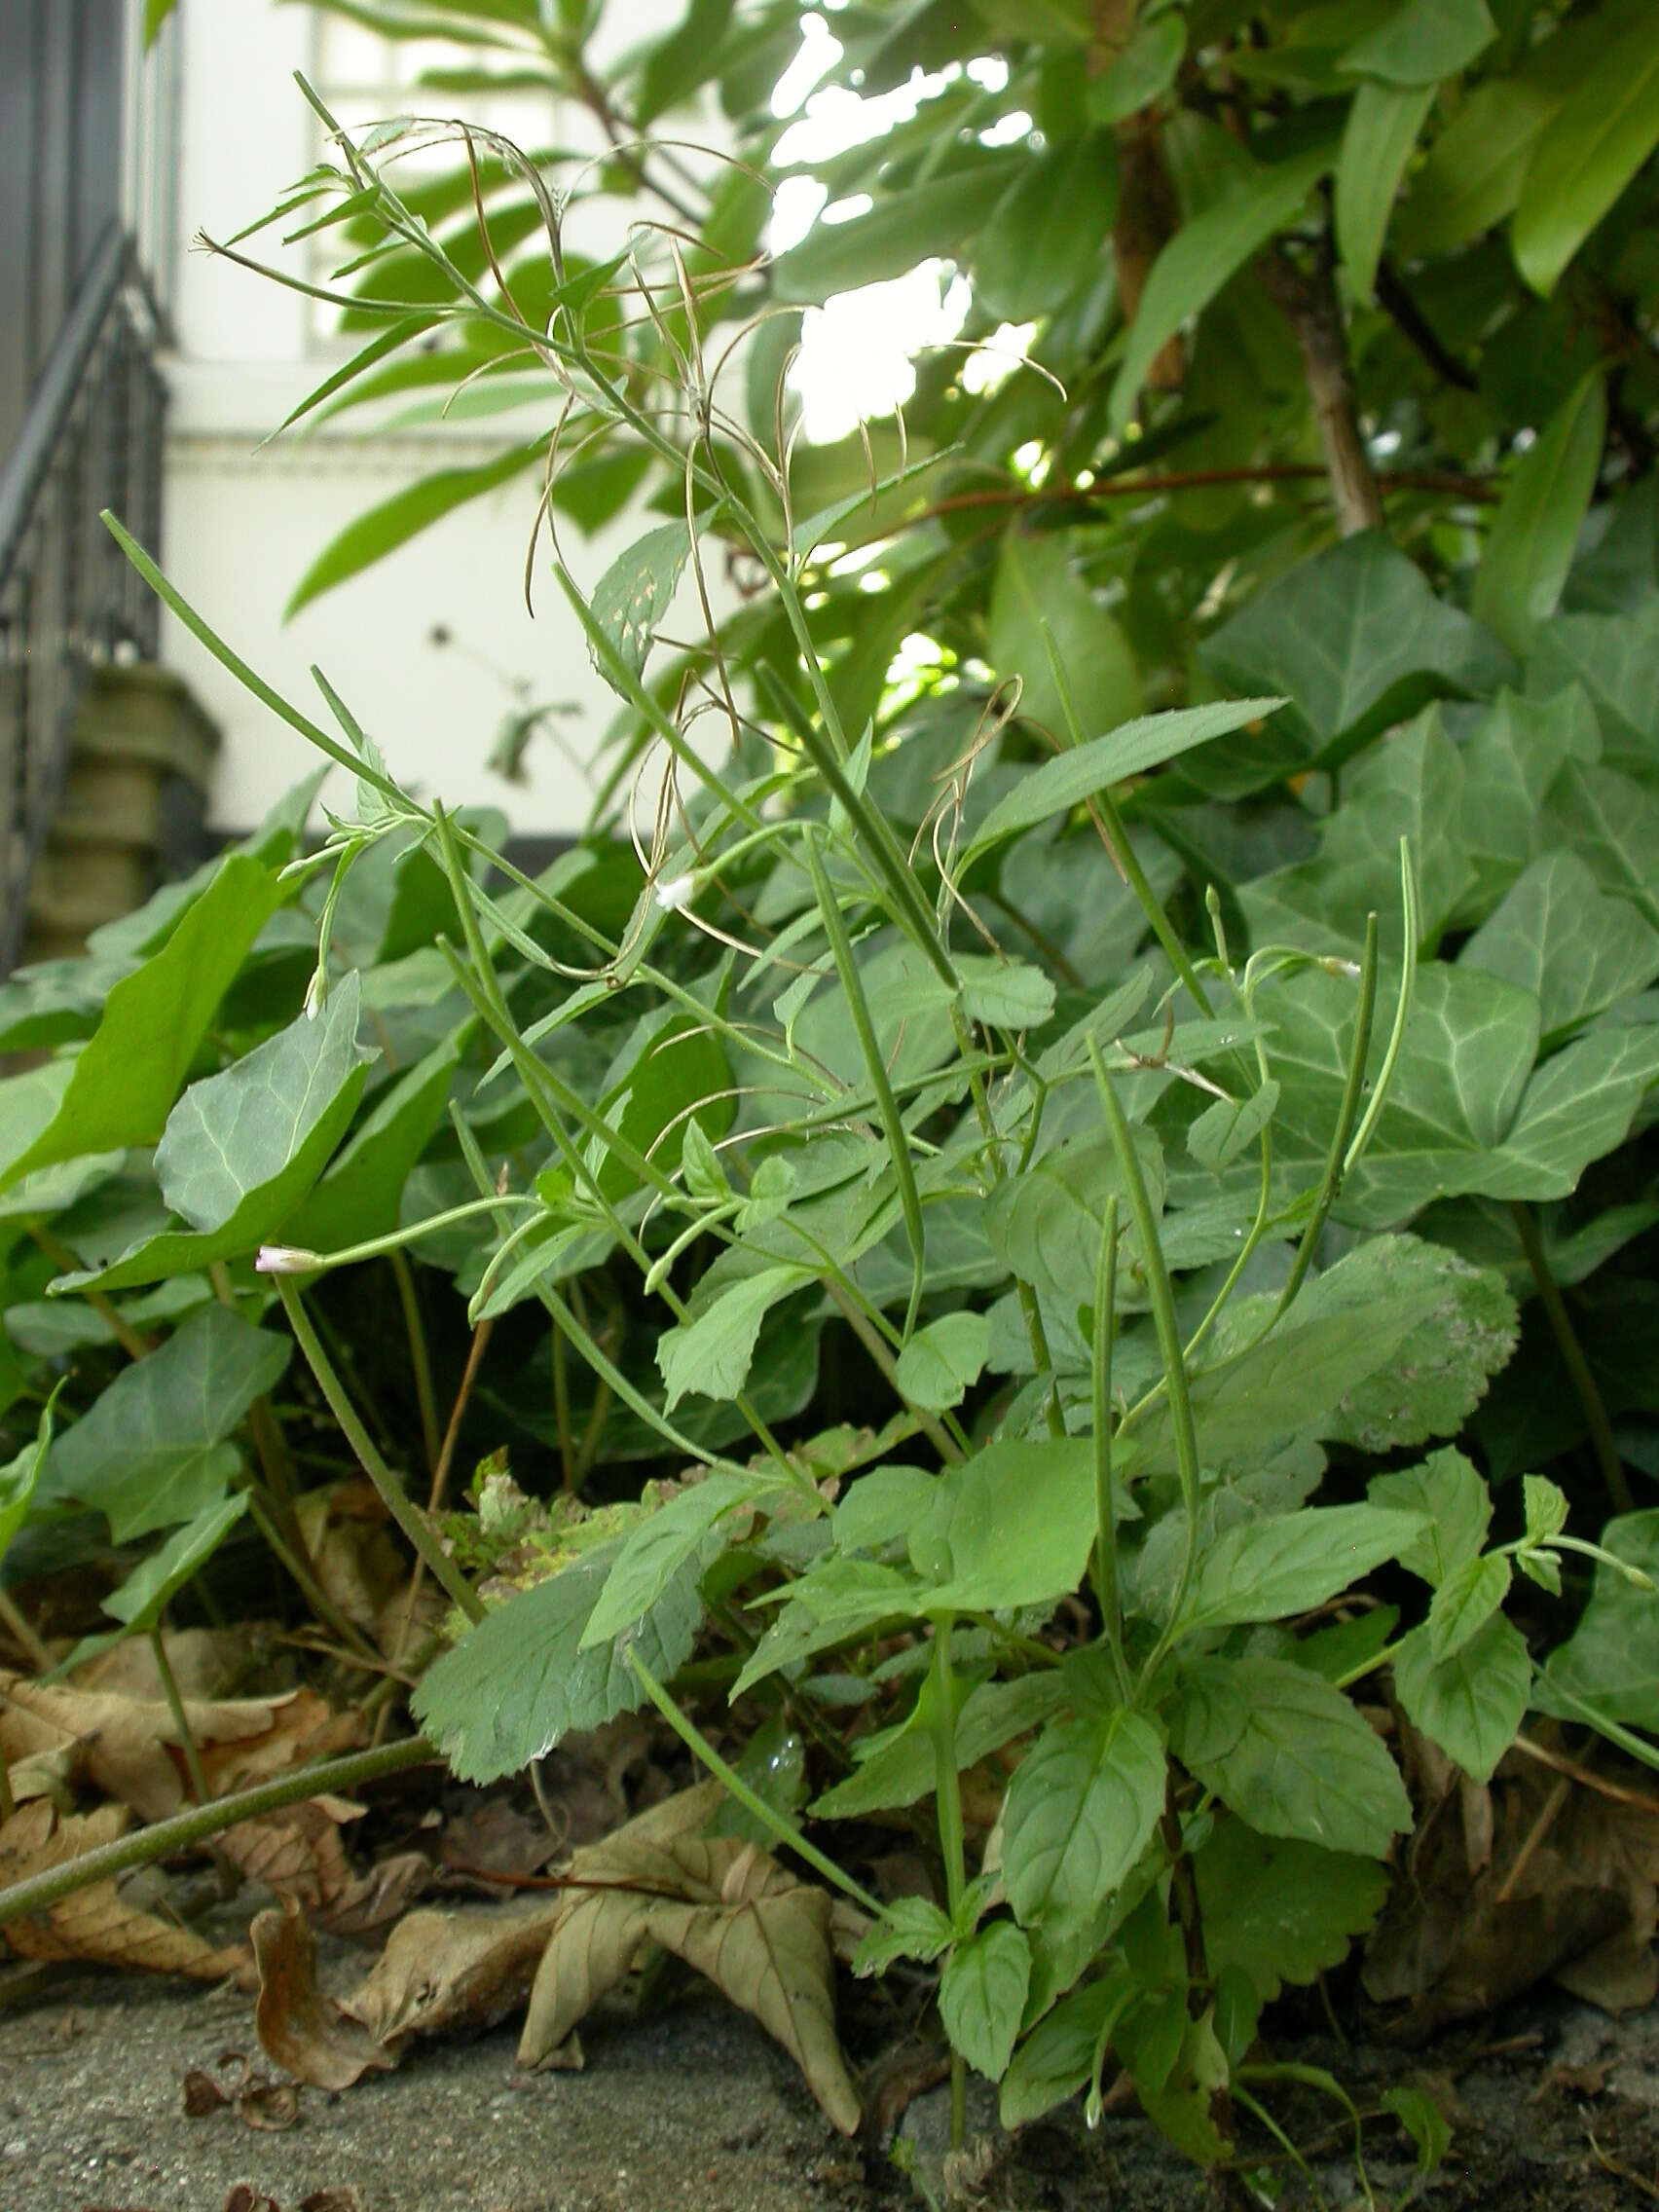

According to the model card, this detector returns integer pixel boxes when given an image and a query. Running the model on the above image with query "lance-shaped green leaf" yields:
[412,1541,707,1785]
[588,519,693,694]
[285,438,547,615]
[1000,1974,1130,2128]
[1170,1657,1412,1858]
[50,977,377,1292]
[731,1559,920,1699]
[1338,0,1495,85]
[1369,1448,1493,1586]
[40,1305,291,1541]
[940,1922,1031,2082]
[1513,8,1659,296]
[986,529,1141,745]
[1427,1551,1513,1661]
[1002,1710,1166,1934]
[0,856,281,1195]
[1336,82,1435,305]
[0,1391,60,1566]
[100,1492,253,1636]
[1109,144,1335,429]
[966,698,1283,861]
[1473,374,1607,653]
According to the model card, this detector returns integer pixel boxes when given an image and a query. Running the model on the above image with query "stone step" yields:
[20,662,220,963]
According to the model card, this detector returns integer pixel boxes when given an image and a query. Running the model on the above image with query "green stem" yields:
[806,833,927,1338]
[627,1649,880,1914]
[1088,1044,1202,1686]
[0,1737,437,1929]
[1091,1196,1129,1701]
[276,1276,485,1624]
[389,1251,441,1477]
[929,1616,969,2154]
[1510,1203,1634,1517]
[149,1624,211,1805]
[243,1493,381,1668]
[1039,620,1212,1017]
[1272,914,1380,1322]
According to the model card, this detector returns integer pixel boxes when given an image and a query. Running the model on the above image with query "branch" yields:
[1375,262,1479,393]
[1261,228,1384,536]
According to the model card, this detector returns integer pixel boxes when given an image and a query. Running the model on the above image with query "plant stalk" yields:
[0,1736,437,1928]
[929,1616,970,2152]
[1510,1202,1634,1516]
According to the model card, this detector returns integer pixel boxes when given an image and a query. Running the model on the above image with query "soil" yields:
[3,1944,1658,2212]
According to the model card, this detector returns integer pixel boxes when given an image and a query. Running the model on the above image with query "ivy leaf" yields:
[1460,852,1659,1046]
[40,1306,290,1541]
[1176,1505,1430,1636]
[1202,535,1513,763]
[940,1923,1032,2082]
[1480,1022,1659,1200]
[1393,1613,1531,1782]
[286,1027,465,1253]
[412,1544,706,1785]
[1170,1657,1413,1858]
[0,857,282,1195]
[1194,1821,1389,2002]
[588,520,692,692]
[894,1312,992,1415]
[1427,1552,1513,1662]
[1002,1712,1166,1935]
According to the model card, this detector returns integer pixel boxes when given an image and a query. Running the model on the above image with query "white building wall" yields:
[153,0,701,837]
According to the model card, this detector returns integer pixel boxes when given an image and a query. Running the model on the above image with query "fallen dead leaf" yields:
[250,1902,396,2092]
[252,1782,863,2134]
[296,1481,407,1651]
[0,1802,247,1980]
[222,2190,280,2212]
[314,1848,431,1940]
[1365,1720,1659,2037]
[301,2191,364,2212]
[0,1671,355,1825]
[71,1625,269,1703]
[239,2078,300,2131]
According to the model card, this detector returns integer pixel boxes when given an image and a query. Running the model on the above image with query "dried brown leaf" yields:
[239,2078,300,2131]
[0,1670,333,1823]
[350,1899,565,2046]
[0,1802,247,1980]
[297,1481,405,1646]
[71,1626,267,1702]
[250,1903,396,2091]
[248,1782,861,2134]
[1365,1723,1659,2036]
[314,1849,431,1941]
[219,1799,360,1911]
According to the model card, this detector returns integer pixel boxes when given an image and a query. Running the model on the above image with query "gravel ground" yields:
[0,1966,865,2212]
[5,1954,1659,2212]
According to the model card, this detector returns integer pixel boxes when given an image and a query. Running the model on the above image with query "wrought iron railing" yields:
[0,223,167,971]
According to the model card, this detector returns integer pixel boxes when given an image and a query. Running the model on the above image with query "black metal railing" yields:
[0,222,167,971]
